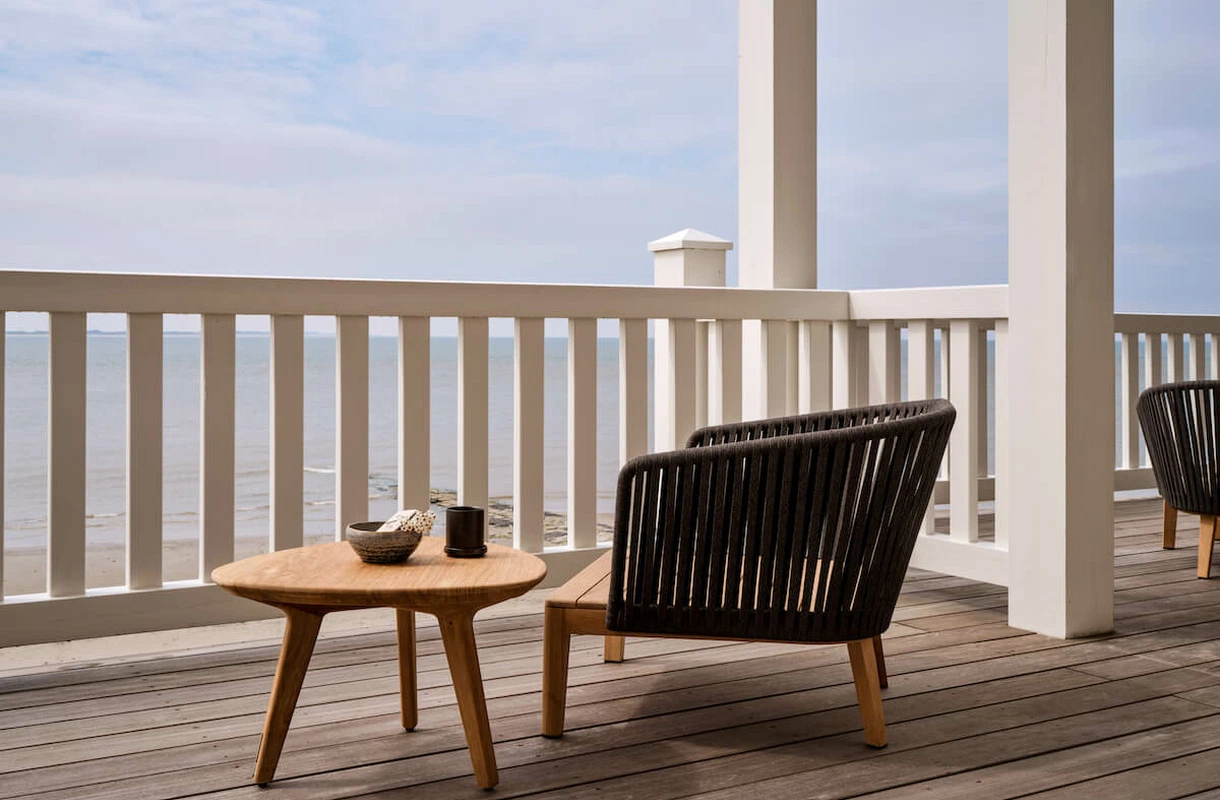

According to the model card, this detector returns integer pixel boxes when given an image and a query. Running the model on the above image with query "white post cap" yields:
[648,228,734,253]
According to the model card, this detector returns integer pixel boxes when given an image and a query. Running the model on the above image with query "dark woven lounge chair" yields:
[542,398,955,748]
[1138,380,1220,577]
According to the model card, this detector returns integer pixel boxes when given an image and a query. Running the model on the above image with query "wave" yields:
[303,467,335,475]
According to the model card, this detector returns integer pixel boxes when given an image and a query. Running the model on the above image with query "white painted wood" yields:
[849,285,1009,321]
[1116,313,1220,336]
[0,312,4,596]
[908,321,937,535]
[619,318,650,462]
[785,321,800,414]
[1145,332,1163,388]
[797,320,830,413]
[738,0,817,292]
[1211,334,1220,380]
[948,320,980,543]
[759,319,788,418]
[695,320,710,428]
[398,317,431,513]
[1008,0,1114,638]
[270,314,304,552]
[1120,332,1140,470]
[48,313,87,597]
[668,318,698,448]
[513,318,545,554]
[199,313,235,581]
[567,319,598,550]
[976,328,990,478]
[867,320,900,404]
[126,313,163,589]
[909,537,1008,587]
[0,271,850,322]
[709,319,743,425]
[1191,333,1207,381]
[831,320,855,409]
[994,320,1010,550]
[458,317,489,523]
[852,324,869,407]
[938,327,951,401]
[335,315,369,540]
[1167,333,1185,382]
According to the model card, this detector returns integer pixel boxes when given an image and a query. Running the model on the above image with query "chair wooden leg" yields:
[396,609,418,731]
[1199,515,1218,579]
[872,635,887,689]
[604,634,625,663]
[1164,500,1178,549]
[847,639,887,749]
[253,607,324,785]
[541,606,571,738]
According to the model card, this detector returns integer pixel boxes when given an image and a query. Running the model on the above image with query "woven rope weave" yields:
[1138,380,1220,517]
[606,398,956,643]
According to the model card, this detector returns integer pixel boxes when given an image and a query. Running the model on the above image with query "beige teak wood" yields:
[212,537,546,789]
[541,552,889,747]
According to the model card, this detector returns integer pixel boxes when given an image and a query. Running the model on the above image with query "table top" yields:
[211,537,547,611]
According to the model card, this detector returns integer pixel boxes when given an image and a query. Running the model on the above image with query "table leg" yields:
[437,610,498,789]
[396,609,418,731]
[254,607,324,785]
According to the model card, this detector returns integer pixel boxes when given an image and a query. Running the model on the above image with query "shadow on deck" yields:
[3,498,1220,799]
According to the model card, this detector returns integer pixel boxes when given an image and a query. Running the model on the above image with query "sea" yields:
[3,331,1156,554]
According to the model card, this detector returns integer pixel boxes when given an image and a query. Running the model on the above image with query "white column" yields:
[739,0,818,420]
[650,229,732,451]
[1008,0,1114,638]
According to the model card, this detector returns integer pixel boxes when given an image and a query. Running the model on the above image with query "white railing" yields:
[2,266,1208,646]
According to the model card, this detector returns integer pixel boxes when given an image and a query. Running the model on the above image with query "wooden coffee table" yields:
[212,537,547,789]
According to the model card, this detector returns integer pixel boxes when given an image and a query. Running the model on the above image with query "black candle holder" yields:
[445,506,487,558]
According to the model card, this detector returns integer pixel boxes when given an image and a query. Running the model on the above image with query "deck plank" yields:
[5,499,1220,799]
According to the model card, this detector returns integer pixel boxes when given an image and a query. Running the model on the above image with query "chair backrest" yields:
[606,399,955,644]
[1138,380,1220,516]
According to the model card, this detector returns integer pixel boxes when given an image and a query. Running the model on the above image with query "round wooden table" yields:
[212,537,546,789]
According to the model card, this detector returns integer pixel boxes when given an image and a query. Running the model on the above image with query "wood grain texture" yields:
[396,608,417,731]
[253,606,323,784]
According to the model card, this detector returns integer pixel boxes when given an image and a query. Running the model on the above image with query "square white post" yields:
[738,0,818,420]
[1008,0,1114,638]
[651,229,732,451]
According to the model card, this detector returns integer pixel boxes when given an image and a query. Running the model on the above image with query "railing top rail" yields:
[1115,313,1220,336]
[0,270,851,321]
[848,284,1008,322]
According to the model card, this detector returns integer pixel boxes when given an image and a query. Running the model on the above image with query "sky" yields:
[0,1,1218,314]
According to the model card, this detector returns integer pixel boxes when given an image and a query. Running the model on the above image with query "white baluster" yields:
[908,320,936,535]
[1145,333,1163,388]
[667,318,698,448]
[695,320,710,429]
[1167,333,1185,382]
[48,313,87,596]
[513,318,544,553]
[949,320,980,542]
[619,318,649,461]
[568,318,598,549]
[458,317,489,528]
[852,324,870,406]
[994,320,1010,550]
[1119,332,1140,470]
[200,313,235,580]
[798,321,831,413]
[867,320,900,404]
[831,321,855,409]
[1211,333,1220,380]
[0,311,4,596]
[709,319,742,425]
[785,321,800,414]
[127,313,163,588]
[976,327,990,478]
[1191,333,1207,381]
[398,317,431,513]
[760,319,788,418]
[336,315,369,539]
[270,314,304,552]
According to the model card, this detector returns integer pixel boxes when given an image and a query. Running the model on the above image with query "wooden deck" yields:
[5,498,1220,799]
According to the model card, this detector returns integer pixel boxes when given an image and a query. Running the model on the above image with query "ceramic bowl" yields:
[347,522,423,564]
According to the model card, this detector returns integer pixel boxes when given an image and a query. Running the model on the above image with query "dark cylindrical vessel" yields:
[445,506,487,558]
